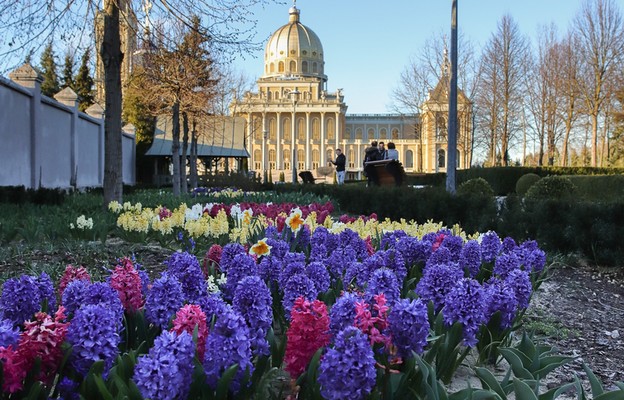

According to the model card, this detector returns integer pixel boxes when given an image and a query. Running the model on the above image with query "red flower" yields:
[431,233,446,252]
[284,297,330,378]
[171,304,208,361]
[58,264,91,298]
[355,294,391,349]
[110,257,144,312]
[203,244,223,276]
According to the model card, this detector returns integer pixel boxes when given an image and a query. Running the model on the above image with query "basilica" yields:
[232,4,473,181]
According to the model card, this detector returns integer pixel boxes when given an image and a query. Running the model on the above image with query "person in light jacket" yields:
[386,142,399,161]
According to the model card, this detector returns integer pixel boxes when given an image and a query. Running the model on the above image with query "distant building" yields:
[232,4,473,180]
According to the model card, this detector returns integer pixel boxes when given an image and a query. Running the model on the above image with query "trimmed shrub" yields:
[515,173,541,196]
[456,178,494,197]
[525,176,576,201]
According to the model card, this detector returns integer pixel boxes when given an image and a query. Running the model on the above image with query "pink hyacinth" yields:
[0,307,69,393]
[284,297,331,378]
[355,294,392,349]
[203,244,223,276]
[58,264,91,298]
[110,257,144,312]
[364,236,376,256]
[158,207,172,220]
[171,304,208,361]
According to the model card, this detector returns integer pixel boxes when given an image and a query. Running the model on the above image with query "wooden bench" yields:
[299,171,320,184]
[364,159,406,187]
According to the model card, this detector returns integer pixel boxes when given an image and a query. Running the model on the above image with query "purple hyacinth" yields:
[295,225,311,249]
[258,256,282,287]
[233,276,273,356]
[426,247,453,269]
[83,282,124,322]
[203,308,254,394]
[37,272,57,311]
[134,330,195,400]
[395,236,429,266]
[219,243,247,273]
[380,229,409,250]
[360,253,385,285]
[306,261,331,293]
[309,243,328,263]
[0,275,41,326]
[197,292,229,322]
[338,229,368,260]
[388,298,430,357]
[311,226,339,254]
[517,240,546,273]
[318,327,376,400]
[282,273,318,314]
[0,318,20,347]
[166,251,206,303]
[480,231,502,263]
[326,246,358,280]
[440,235,464,262]
[223,253,258,301]
[377,248,407,283]
[329,292,361,336]
[278,257,306,290]
[505,269,532,310]
[415,263,464,313]
[266,237,290,259]
[344,261,366,290]
[365,268,400,305]
[443,278,488,347]
[57,378,80,400]
[484,279,517,329]
[67,304,121,377]
[493,252,521,279]
[501,237,518,254]
[61,279,89,317]
[145,273,184,330]
[459,240,482,277]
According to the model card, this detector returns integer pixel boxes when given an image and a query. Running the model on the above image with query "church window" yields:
[346,128,352,139]
[302,61,308,73]
[269,149,276,170]
[289,60,296,73]
[303,50,307,55]
[355,128,363,139]
[327,118,335,140]
[312,149,320,170]
[367,128,375,140]
[253,117,262,140]
[312,62,318,73]
[392,128,399,139]
[312,118,320,140]
[283,118,292,141]
[405,150,414,168]
[437,149,446,168]
[380,128,387,139]
[278,61,284,73]
[270,63,275,73]
[269,118,276,140]
[298,149,305,170]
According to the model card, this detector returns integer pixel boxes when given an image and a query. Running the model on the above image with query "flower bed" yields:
[0,205,551,399]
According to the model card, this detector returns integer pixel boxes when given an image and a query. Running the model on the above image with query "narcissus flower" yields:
[285,207,305,233]
[249,238,272,257]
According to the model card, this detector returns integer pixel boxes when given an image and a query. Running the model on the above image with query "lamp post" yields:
[290,88,300,183]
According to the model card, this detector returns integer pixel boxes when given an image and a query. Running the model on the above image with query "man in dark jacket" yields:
[363,141,380,186]
[331,148,346,185]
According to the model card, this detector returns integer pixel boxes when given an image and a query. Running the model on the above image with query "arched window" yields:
[436,116,447,141]
[302,61,308,73]
[312,62,318,73]
[312,149,320,170]
[267,91,272,101]
[346,128,352,139]
[298,149,305,170]
[348,149,355,168]
[268,118,276,140]
[253,117,262,140]
[380,128,387,139]
[278,61,284,73]
[392,128,399,140]
[298,118,305,140]
[437,149,446,168]
[254,149,261,170]
[289,60,296,73]
[269,149,276,170]
[312,118,320,140]
[327,118,335,140]
[367,128,375,140]
[270,63,275,73]
[283,118,292,141]
[405,150,414,168]
[355,128,363,139]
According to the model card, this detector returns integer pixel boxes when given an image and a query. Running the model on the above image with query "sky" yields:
[232,0,584,114]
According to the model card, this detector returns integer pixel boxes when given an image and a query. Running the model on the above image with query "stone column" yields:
[54,87,80,187]
[305,112,311,170]
[276,112,282,170]
[85,103,105,185]
[320,112,326,166]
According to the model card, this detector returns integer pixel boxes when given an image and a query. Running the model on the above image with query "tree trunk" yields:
[189,119,198,189]
[101,0,123,207]
[171,101,181,196]
[591,112,598,167]
[181,112,189,194]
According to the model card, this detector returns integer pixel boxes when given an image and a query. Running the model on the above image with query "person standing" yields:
[364,141,380,186]
[331,148,346,185]
[386,142,399,161]
[378,141,387,160]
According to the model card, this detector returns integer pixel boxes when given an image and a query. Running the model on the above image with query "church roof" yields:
[145,115,249,158]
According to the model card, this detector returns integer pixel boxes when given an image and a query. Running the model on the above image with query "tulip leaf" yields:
[499,349,533,380]
[216,363,239,400]
[582,363,604,396]
[593,391,624,400]
[537,381,576,400]
[513,378,538,400]
[475,367,507,399]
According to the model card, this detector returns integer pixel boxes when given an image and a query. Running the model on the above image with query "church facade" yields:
[232,4,473,181]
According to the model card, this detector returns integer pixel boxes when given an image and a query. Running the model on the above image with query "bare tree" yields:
[556,32,582,167]
[475,15,531,166]
[0,0,275,205]
[573,0,624,167]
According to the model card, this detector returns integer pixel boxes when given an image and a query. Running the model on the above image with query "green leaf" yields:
[535,356,574,379]
[93,374,114,400]
[216,363,239,400]
[582,363,604,396]
[513,378,538,400]
[538,382,576,400]
[499,349,534,380]
[475,367,507,399]
[449,388,500,400]
[593,391,624,400]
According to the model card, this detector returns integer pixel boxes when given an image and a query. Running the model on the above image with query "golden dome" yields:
[263,5,326,81]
